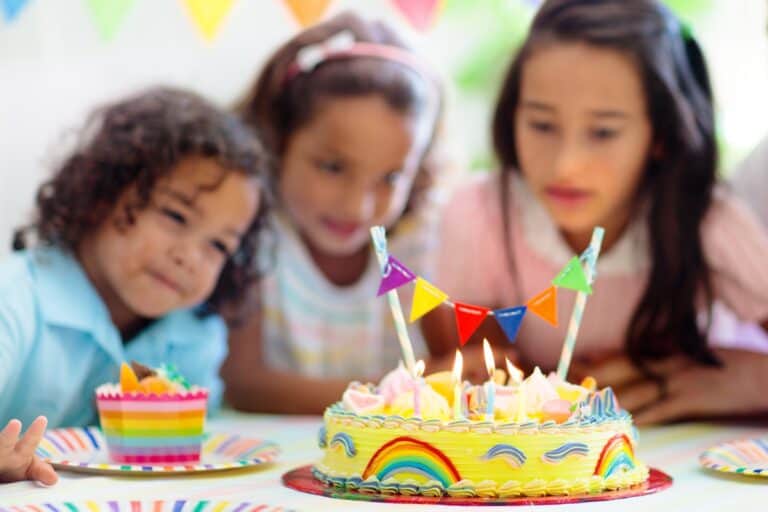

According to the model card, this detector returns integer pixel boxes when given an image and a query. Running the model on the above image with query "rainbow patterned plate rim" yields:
[699,437,768,477]
[36,426,280,475]
[0,500,293,512]
[282,465,673,506]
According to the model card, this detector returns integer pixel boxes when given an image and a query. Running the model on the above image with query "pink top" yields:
[436,173,768,370]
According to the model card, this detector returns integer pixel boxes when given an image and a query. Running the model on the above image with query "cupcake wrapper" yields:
[96,386,208,465]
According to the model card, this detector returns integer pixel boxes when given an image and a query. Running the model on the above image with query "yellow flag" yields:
[182,0,235,42]
[282,0,332,27]
[409,277,448,322]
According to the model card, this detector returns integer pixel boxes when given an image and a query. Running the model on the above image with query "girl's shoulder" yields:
[702,185,767,243]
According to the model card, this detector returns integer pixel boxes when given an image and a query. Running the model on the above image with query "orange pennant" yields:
[182,0,234,42]
[282,0,332,27]
[454,302,490,346]
[526,286,558,327]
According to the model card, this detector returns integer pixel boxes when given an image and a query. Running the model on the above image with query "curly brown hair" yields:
[13,86,271,315]
[234,10,443,220]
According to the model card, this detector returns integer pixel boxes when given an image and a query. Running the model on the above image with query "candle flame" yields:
[482,338,495,377]
[451,350,463,383]
[506,357,523,384]
[414,360,425,378]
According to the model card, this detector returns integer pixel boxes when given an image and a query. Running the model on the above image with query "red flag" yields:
[454,302,490,346]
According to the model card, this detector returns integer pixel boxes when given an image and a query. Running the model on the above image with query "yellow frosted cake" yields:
[314,363,649,497]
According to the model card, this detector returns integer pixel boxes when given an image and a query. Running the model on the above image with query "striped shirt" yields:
[260,210,436,380]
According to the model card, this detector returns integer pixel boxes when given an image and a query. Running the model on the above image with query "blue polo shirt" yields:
[0,248,227,428]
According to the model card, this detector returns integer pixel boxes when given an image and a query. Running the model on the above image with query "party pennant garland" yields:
[1,0,30,22]
[409,277,448,322]
[282,0,332,27]
[377,255,416,296]
[85,0,136,41]
[181,0,234,42]
[454,302,490,346]
[390,0,442,31]
[378,250,594,346]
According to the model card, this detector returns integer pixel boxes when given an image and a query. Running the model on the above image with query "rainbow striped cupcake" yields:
[95,363,208,464]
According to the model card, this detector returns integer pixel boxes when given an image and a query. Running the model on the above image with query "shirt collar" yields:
[511,173,650,275]
[31,248,211,362]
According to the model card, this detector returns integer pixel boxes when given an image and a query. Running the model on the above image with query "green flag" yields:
[85,0,135,41]
[552,256,592,294]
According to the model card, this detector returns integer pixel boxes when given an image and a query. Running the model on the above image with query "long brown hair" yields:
[491,0,719,369]
[235,10,443,218]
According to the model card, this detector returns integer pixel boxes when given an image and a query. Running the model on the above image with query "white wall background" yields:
[1,0,767,259]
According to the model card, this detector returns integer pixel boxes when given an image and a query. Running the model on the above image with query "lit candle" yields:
[451,350,464,420]
[482,339,496,421]
[413,360,425,417]
[506,358,526,422]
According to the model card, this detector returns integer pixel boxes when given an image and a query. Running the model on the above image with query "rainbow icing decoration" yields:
[96,388,208,464]
[318,426,327,448]
[481,444,527,468]
[542,442,589,464]
[594,434,636,477]
[329,433,357,457]
[362,436,461,487]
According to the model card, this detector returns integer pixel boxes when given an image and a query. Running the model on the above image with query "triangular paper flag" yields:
[2,0,31,22]
[494,306,526,344]
[454,302,490,346]
[390,0,442,31]
[526,286,558,327]
[552,256,592,294]
[377,255,416,296]
[181,0,234,42]
[282,0,332,27]
[85,0,135,41]
[409,277,448,322]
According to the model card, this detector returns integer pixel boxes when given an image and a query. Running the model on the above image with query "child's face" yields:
[80,158,260,323]
[514,42,653,244]
[279,95,428,257]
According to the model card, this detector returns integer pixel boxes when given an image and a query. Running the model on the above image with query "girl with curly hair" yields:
[0,87,269,484]
[221,11,451,414]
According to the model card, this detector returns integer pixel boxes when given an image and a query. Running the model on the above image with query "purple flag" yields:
[494,306,527,344]
[376,255,416,296]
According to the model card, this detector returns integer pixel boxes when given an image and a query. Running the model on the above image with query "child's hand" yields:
[0,416,58,485]
[571,350,768,425]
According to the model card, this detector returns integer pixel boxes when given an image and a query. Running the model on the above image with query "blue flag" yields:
[493,306,527,344]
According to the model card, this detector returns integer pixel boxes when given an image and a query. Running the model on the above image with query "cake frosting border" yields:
[316,403,649,497]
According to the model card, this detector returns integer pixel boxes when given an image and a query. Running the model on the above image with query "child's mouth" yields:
[544,185,593,208]
[321,218,363,238]
[148,270,183,294]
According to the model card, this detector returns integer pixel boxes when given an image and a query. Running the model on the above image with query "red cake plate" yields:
[282,465,672,506]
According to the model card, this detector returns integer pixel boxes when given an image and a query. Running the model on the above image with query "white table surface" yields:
[1,410,767,511]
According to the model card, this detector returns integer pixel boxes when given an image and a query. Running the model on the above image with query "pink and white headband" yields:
[284,30,434,84]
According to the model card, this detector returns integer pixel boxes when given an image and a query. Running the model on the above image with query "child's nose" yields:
[341,187,375,221]
[553,140,590,180]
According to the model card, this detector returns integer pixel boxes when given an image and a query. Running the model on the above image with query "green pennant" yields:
[552,256,592,294]
[85,0,135,41]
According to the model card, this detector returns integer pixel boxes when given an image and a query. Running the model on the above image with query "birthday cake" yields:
[95,361,208,464]
[314,358,648,497]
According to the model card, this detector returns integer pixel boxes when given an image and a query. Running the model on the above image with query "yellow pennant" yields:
[182,0,235,42]
[409,277,448,322]
[282,0,332,27]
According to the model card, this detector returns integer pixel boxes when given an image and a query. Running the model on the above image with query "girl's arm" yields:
[220,305,353,415]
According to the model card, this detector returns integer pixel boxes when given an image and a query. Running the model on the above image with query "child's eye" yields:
[528,120,556,134]
[590,127,619,140]
[210,239,232,257]
[162,208,187,225]
[382,171,402,186]
[316,159,344,175]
